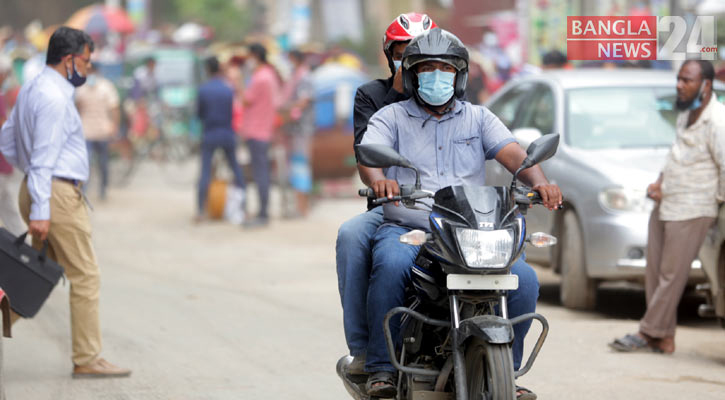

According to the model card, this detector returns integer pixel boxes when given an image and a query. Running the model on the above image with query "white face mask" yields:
[393,60,402,71]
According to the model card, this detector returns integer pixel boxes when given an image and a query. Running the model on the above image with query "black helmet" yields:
[401,28,469,105]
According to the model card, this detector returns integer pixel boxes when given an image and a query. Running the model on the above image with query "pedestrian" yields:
[610,60,725,354]
[131,56,161,139]
[541,49,568,70]
[281,49,315,217]
[196,56,246,223]
[239,43,280,227]
[74,63,120,200]
[0,26,130,378]
[357,28,561,399]
[0,54,25,235]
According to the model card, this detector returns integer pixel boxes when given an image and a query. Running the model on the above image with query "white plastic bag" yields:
[224,186,245,224]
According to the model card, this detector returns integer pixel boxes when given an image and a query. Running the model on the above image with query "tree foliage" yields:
[172,0,254,42]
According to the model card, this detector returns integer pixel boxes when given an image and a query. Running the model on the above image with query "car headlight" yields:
[598,187,651,212]
[455,228,514,269]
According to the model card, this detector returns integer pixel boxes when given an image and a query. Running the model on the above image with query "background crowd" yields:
[1,0,722,228]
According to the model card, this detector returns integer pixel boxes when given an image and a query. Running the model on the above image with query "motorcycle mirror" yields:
[355,144,422,189]
[513,134,560,183]
[523,134,559,168]
[356,144,415,169]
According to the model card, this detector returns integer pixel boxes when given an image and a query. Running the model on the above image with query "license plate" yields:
[446,274,519,290]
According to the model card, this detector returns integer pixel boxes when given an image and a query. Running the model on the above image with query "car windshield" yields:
[566,87,679,149]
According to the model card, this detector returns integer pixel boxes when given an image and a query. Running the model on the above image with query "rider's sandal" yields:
[366,371,397,398]
[608,333,662,353]
[516,385,537,400]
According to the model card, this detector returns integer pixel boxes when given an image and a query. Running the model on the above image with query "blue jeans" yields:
[364,224,540,373]
[198,138,246,214]
[336,207,384,356]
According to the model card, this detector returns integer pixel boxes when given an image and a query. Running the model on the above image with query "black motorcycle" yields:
[337,134,561,400]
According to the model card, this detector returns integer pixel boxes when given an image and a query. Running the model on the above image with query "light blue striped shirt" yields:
[361,98,515,230]
[0,66,89,220]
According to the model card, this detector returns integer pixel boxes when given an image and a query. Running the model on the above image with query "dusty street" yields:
[4,163,725,399]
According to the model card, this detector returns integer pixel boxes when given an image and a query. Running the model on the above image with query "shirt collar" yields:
[42,66,75,99]
[681,94,717,131]
[402,98,464,121]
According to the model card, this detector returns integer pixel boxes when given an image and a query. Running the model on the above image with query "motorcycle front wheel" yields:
[464,338,515,400]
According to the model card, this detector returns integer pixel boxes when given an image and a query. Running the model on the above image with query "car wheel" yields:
[559,211,597,310]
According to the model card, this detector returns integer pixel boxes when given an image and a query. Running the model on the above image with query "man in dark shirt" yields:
[196,56,246,222]
[336,11,437,380]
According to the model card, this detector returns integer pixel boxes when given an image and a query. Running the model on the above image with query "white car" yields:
[484,69,725,310]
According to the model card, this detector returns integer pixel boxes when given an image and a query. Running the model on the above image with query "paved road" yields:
[5,164,725,399]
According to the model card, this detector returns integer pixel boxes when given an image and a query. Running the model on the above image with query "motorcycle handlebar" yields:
[358,188,375,198]
[516,189,563,209]
[358,188,401,205]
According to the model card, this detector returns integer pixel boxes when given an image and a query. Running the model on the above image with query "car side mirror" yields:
[512,128,543,150]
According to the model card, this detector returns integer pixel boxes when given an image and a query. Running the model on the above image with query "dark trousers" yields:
[198,140,246,214]
[247,139,271,218]
[86,140,109,198]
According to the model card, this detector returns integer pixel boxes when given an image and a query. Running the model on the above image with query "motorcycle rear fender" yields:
[456,315,513,345]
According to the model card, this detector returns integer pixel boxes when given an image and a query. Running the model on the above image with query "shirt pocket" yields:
[451,136,483,177]
[674,135,709,166]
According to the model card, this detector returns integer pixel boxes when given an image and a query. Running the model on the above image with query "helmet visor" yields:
[403,55,467,72]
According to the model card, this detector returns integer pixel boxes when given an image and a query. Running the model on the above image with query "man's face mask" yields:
[676,80,707,111]
[66,58,87,87]
[417,69,455,106]
[393,60,402,71]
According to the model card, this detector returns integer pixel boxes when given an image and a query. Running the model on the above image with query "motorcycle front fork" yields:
[449,294,509,400]
[449,294,468,400]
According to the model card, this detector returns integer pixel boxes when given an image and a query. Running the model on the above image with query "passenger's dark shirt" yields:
[197,77,235,145]
[352,76,408,210]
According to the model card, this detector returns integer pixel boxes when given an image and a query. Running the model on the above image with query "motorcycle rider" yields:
[336,10,436,379]
[359,28,562,398]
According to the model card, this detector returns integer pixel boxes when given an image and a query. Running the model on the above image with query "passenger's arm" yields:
[360,107,400,200]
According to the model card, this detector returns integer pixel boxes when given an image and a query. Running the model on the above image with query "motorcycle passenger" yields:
[359,28,562,398]
[336,11,436,380]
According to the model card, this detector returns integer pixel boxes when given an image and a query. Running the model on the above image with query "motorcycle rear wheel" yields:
[464,338,515,400]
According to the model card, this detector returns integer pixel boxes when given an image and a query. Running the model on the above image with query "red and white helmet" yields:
[382,13,436,75]
[383,13,437,53]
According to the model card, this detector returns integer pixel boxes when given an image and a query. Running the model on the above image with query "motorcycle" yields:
[337,134,561,400]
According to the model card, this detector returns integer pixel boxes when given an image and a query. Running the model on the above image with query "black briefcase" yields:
[0,228,64,318]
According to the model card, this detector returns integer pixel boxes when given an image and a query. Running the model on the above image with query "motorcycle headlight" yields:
[455,228,514,269]
[598,187,651,213]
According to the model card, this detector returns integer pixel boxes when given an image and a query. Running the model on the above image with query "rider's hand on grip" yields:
[532,183,563,211]
[372,179,400,206]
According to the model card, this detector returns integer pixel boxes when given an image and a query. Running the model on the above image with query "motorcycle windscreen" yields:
[433,185,509,230]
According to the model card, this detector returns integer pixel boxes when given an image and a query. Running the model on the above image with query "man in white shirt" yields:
[610,60,725,354]
[0,26,130,378]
